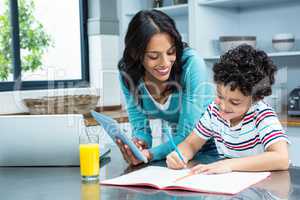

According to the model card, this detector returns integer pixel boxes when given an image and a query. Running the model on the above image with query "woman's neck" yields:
[144,73,170,104]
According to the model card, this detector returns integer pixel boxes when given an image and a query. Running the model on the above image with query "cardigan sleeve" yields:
[119,76,153,147]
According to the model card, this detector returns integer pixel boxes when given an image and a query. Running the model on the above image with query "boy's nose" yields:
[217,99,228,112]
[219,103,227,112]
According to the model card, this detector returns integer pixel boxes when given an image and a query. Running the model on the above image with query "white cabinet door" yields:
[287,127,300,167]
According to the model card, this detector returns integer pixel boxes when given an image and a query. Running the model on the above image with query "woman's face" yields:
[143,33,176,82]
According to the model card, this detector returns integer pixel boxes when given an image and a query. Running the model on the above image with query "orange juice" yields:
[80,143,100,177]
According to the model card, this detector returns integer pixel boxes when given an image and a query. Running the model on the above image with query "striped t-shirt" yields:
[194,100,289,158]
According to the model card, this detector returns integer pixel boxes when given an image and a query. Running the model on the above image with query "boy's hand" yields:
[191,160,231,175]
[166,151,187,169]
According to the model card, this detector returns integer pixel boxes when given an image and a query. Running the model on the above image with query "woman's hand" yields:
[116,138,151,166]
[191,160,232,175]
[166,151,187,169]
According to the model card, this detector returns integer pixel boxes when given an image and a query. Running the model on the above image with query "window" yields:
[0,1,13,82]
[0,0,89,91]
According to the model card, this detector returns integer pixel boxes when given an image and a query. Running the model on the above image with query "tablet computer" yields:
[91,111,148,163]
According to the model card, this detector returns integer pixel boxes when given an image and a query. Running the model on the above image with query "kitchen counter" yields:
[3,106,300,127]
[84,109,129,126]
[84,109,300,127]
[1,146,299,200]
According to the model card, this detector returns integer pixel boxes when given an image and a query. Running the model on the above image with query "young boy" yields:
[166,44,289,174]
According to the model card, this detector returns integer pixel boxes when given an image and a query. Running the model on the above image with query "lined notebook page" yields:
[102,166,190,188]
[171,171,271,194]
[101,166,270,194]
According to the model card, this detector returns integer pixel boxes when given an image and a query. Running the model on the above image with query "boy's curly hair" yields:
[213,44,277,101]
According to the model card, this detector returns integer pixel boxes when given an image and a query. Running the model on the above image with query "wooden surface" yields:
[84,109,129,126]
[2,107,300,127]
[280,116,300,127]
[85,110,300,127]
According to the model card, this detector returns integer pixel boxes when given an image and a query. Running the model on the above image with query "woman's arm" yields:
[120,76,153,147]
[118,76,154,165]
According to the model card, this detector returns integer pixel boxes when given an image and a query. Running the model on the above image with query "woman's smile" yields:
[154,67,170,76]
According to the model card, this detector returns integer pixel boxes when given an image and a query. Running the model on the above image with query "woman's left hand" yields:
[191,160,232,175]
[116,138,152,166]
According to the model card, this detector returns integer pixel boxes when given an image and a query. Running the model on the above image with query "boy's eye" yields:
[231,101,240,106]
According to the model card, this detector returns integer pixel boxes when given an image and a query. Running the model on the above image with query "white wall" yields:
[89,34,121,107]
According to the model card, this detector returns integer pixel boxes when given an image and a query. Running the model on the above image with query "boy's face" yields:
[215,84,252,123]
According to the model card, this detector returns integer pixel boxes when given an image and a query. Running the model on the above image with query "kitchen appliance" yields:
[288,87,300,116]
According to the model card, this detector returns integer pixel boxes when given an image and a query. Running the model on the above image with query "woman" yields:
[117,9,216,165]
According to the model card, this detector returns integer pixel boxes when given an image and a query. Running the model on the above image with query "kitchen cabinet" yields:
[286,126,300,167]
[118,0,300,93]
[117,0,189,54]
[195,0,300,99]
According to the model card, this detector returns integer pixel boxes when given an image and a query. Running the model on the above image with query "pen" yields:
[174,172,194,183]
[165,126,186,165]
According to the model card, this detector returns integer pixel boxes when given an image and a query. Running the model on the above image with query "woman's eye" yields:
[147,54,159,60]
[167,48,176,55]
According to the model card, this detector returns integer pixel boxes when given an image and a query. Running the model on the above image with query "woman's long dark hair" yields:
[118,9,186,105]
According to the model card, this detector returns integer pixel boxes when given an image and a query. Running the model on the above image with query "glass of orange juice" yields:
[79,129,99,182]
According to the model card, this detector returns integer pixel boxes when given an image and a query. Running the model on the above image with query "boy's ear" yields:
[252,96,263,103]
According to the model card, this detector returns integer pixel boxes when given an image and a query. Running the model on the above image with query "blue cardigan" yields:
[120,48,214,161]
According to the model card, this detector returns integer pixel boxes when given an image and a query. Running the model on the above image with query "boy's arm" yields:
[191,140,289,174]
[225,108,289,172]
[166,102,214,169]
[178,130,207,161]
[166,131,207,169]
[223,140,289,171]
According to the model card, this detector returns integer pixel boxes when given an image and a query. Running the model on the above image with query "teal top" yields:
[120,48,214,161]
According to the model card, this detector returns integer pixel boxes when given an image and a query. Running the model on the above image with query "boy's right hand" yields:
[166,151,187,169]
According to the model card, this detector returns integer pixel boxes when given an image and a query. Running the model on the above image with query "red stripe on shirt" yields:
[256,111,275,125]
[262,131,284,145]
[243,112,255,123]
[196,122,212,138]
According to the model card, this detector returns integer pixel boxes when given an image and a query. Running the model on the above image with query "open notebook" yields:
[101,166,270,195]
